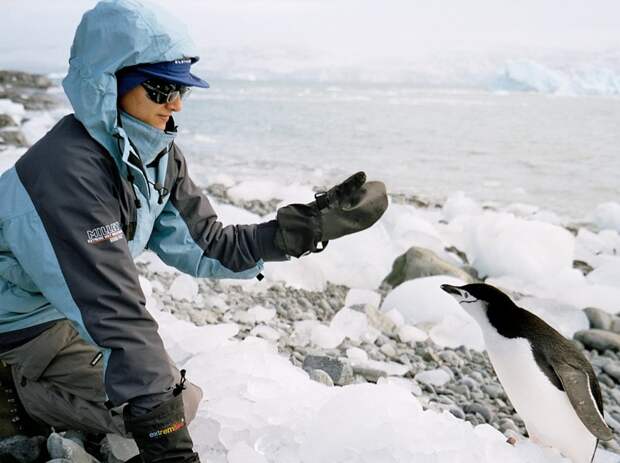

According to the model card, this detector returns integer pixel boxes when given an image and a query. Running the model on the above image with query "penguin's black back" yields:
[462,283,604,414]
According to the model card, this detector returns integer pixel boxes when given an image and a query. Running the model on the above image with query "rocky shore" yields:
[0,70,619,462]
[0,70,62,150]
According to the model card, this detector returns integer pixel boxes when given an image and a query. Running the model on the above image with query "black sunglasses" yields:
[141,78,192,104]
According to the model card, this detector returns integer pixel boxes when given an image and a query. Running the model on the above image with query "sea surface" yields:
[174,80,620,220]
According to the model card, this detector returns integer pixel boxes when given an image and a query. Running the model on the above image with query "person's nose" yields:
[166,96,183,112]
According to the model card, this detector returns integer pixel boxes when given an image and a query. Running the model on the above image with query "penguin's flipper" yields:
[553,363,613,441]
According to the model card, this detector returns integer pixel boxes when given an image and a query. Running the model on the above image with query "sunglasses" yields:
[141,78,192,104]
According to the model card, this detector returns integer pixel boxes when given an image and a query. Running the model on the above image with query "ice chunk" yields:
[398,325,428,344]
[346,347,369,364]
[330,307,370,342]
[0,99,25,122]
[227,441,268,463]
[518,296,589,338]
[429,315,484,351]
[587,258,620,286]
[310,325,345,349]
[345,288,381,308]
[442,191,482,221]
[381,276,467,326]
[462,212,574,282]
[384,308,405,327]
[415,369,452,386]
[592,202,620,232]
[250,325,281,341]
[170,274,199,302]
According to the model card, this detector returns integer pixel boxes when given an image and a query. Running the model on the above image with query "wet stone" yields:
[464,403,494,423]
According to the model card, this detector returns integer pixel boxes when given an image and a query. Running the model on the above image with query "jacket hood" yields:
[62,0,198,169]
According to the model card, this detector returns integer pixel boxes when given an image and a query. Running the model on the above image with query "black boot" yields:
[0,361,47,438]
[123,393,199,463]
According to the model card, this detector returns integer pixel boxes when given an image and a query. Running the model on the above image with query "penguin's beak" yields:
[440,284,463,297]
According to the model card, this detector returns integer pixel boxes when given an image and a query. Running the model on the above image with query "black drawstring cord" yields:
[173,369,187,396]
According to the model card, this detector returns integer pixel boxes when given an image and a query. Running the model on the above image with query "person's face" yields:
[119,84,183,130]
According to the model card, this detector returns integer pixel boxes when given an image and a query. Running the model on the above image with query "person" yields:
[0,1,387,462]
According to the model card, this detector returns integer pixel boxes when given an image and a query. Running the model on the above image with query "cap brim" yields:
[139,68,210,89]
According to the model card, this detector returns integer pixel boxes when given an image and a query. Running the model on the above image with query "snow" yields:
[591,202,620,233]
[170,274,199,302]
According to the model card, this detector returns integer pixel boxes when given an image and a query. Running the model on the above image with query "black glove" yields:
[124,392,199,463]
[274,171,388,258]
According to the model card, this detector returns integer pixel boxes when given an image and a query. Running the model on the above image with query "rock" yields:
[382,246,476,289]
[0,435,46,463]
[308,369,334,386]
[302,355,353,386]
[603,362,620,383]
[573,260,594,276]
[0,70,52,89]
[584,307,613,331]
[365,305,398,336]
[47,432,100,463]
[611,317,620,335]
[0,129,28,147]
[482,384,505,399]
[599,374,616,388]
[351,365,388,383]
[449,406,465,419]
[379,342,397,357]
[499,419,520,434]
[463,403,494,423]
[438,350,464,368]
[0,114,16,128]
[575,329,620,352]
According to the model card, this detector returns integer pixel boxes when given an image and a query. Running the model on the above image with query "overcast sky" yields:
[2,0,619,74]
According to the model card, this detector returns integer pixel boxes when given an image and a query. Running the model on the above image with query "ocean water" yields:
[174,80,620,219]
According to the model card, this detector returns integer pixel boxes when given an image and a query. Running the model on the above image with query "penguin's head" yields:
[440,283,516,327]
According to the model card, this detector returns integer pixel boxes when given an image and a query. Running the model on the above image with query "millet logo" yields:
[86,221,124,245]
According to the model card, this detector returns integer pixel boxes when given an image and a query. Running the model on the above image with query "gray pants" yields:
[0,321,202,436]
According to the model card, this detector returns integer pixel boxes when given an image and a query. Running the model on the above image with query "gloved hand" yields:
[274,171,388,258]
[124,392,199,463]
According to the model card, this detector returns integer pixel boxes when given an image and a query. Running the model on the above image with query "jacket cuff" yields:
[256,220,290,262]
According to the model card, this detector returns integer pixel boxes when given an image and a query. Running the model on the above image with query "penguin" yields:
[440,283,613,463]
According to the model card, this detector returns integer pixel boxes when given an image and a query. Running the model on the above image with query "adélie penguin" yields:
[440,283,613,463]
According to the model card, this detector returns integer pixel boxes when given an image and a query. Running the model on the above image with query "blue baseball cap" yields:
[117,58,209,97]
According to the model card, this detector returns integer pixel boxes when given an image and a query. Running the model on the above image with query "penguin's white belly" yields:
[485,334,596,463]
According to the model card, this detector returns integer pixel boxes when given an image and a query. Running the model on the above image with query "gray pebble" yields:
[302,355,353,386]
[603,362,620,383]
[464,403,494,423]
[449,407,465,419]
[575,329,620,352]
[598,373,616,388]
[584,307,613,331]
[482,384,505,399]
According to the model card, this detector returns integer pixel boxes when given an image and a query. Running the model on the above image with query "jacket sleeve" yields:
[7,132,176,407]
[147,147,288,279]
